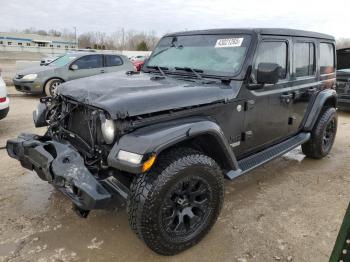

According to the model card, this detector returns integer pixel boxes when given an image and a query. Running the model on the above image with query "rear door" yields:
[66,54,104,81]
[288,38,318,135]
[242,37,292,154]
[104,55,131,73]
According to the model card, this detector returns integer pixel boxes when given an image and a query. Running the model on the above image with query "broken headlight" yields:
[100,114,116,144]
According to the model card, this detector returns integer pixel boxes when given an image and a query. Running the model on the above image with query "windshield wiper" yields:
[175,67,203,79]
[146,65,168,76]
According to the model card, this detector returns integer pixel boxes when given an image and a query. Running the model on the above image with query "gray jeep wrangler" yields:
[7,28,338,255]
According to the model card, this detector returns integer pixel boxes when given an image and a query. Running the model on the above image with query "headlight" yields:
[101,115,116,144]
[117,150,143,164]
[22,74,38,81]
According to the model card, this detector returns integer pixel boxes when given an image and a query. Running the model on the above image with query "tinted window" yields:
[294,42,315,77]
[73,55,103,69]
[105,55,123,67]
[337,49,350,70]
[320,43,335,74]
[254,41,287,81]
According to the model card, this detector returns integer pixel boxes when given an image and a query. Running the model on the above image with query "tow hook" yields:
[73,204,90,218]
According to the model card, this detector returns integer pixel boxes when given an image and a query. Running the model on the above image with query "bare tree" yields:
[337,38,350,50]
[14,27,159,50]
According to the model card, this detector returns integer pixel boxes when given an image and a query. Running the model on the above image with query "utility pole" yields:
[121,27,125,54]
[73,26,77,48]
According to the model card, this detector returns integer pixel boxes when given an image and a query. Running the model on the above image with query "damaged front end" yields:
[7,96,130,216]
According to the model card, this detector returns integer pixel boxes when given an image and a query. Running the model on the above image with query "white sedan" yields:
[0,70,9,120]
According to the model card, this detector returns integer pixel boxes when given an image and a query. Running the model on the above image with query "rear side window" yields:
[73,55,103,69]
[294,42,315,77]
[105,55,123,67]
[254,41,288,81]
[320,43,335,74]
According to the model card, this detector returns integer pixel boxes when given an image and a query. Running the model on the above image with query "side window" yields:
[294,42,315,77]
[253,41,287,82]
[320,43,335,75]
[105,55,123,67]
[73,55,103,69]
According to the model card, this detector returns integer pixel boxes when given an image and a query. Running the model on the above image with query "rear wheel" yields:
[44,78,62,96]
[302,107,337,159]
[127,148,224,255]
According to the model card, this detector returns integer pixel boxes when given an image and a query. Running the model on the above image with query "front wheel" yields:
[302,107,337,159]
[44,78,62,97]
[127,148,224,255]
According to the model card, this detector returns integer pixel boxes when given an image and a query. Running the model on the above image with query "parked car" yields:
[13,52,134,96]
[7,28,337,255]
[132,59,146,71]
[0,69,9,120]
[336,48,350,110]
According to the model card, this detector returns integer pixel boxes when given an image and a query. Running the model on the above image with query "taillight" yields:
[0,97,6,103]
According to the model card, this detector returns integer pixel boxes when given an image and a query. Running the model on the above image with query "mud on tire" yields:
[302,107,337,159]
[127,147,224,255]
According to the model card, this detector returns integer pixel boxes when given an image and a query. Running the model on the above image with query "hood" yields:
[16,65,58,76]
[58,71,239,119]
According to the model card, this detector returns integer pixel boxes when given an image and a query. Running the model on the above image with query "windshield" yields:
[50,54,77,67]
[337,49,350,71]
[145,34,251,77]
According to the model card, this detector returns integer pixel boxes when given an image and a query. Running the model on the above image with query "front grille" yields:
[62,102,101,152]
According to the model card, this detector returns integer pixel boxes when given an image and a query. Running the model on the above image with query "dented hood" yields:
[57,71,239,119]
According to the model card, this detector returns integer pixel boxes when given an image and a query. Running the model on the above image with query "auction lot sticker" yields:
[215,38,244,48]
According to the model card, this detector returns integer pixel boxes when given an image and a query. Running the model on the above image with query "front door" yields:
[67,54,104,81]
[242,38,292,154]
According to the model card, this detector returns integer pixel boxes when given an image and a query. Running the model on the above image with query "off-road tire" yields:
[302,107,337,159]
[44,78,62,97]
[127,147,224,255]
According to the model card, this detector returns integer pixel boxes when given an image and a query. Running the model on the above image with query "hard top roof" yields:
[164,28,334,40]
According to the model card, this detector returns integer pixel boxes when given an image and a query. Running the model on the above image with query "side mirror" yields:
[257,63,282,85]
[70,64,78,70]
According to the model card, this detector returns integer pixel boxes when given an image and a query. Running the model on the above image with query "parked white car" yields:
[0,69,9,120]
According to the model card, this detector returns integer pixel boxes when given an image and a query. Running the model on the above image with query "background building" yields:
[0,32,77,55]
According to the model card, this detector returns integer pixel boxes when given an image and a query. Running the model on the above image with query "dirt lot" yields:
[1,88,350,262]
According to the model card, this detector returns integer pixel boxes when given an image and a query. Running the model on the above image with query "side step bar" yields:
[225,132,310,180]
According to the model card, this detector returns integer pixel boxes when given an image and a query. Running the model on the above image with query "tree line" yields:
[11,28,159,51]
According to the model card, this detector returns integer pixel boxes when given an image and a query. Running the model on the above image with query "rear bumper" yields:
[0,107,9,120]
[12,79,43,94]
[6,134,113,210]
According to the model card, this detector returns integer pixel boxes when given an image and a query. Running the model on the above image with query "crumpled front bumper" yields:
[6,133,112,210]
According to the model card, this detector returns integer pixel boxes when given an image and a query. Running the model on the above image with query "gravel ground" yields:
[0,88,350,262]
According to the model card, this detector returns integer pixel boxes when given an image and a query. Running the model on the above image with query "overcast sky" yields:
[0,0,349,38]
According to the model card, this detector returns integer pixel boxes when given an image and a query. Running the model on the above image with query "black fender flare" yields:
[107,119,239,174]
[303,89,337,132]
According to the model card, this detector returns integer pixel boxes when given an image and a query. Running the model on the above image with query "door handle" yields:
[280,93,293,103]
[100,69,105,73]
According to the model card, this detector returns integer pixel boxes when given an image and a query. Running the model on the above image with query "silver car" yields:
[13,52,134,96]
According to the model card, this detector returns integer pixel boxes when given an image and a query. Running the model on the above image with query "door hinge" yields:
[241,131,253,141]
[244,100,255,111]
[288,116,296,125]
